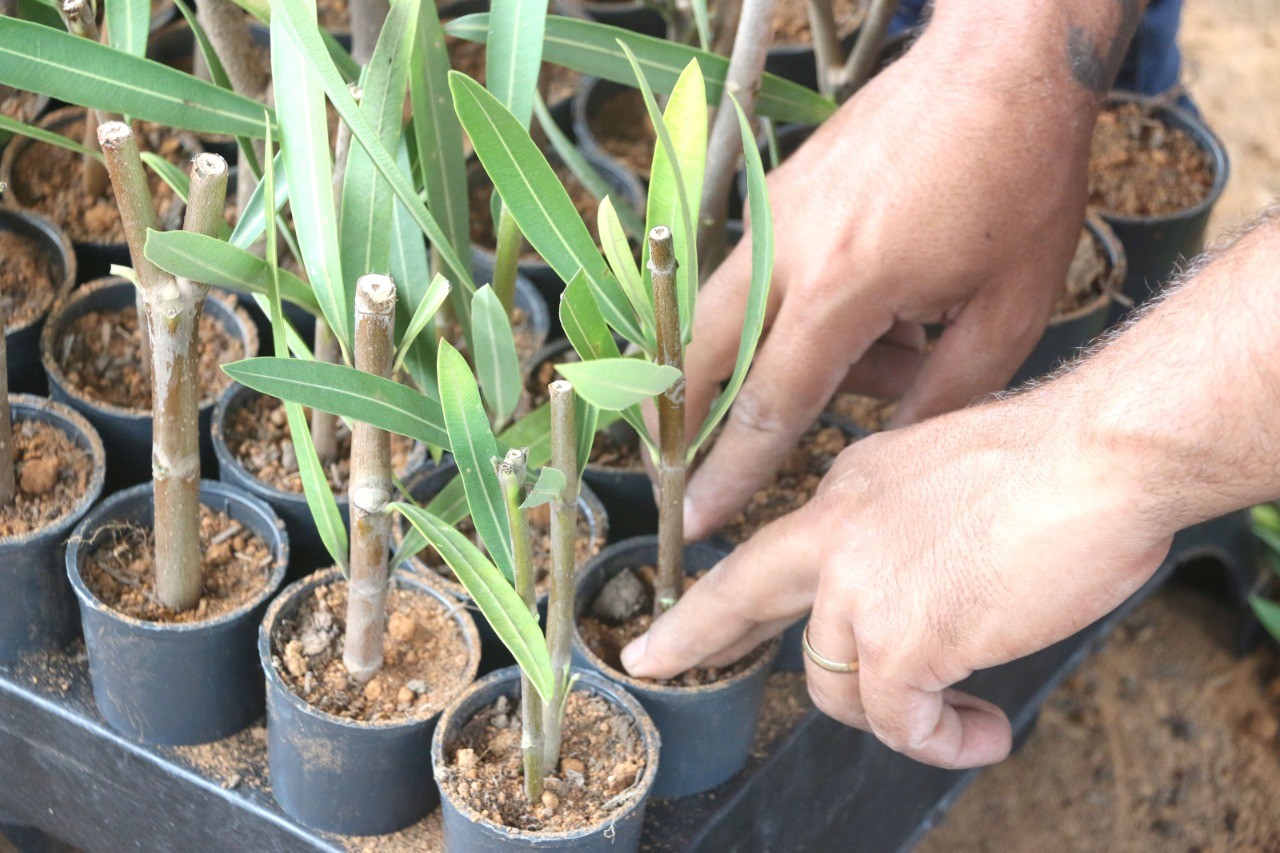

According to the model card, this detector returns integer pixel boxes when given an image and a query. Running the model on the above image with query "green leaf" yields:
[689,95,774,458]
[1252,504,1280,537]
[140,152,191,202]
[597,197,650,347]
[520,466,566,509]
[144,231,321,315]
[394,273,450,373]
[229,151,290,250]
[172,0,234,91]
[272,0,349,351]
[0,17,272,137]
[485,0,548,129]
[437,340,515,581]
[106,0,150,59]
[449,71,643,347]
[409,0,473,327]
[392,503,554,702]
[274,0,476,299]
[471,286,522,428]
[446,14,837,125]
[555,358,680,411]
[229,0,270,24]
[389,142,439,392]
[0,114,103,161]
[339,0,418,293]
[689,0,710,51]
[1250,594,1280,644]
[629,52,703,342]
[224,357,450,447]
[261,127,349,572]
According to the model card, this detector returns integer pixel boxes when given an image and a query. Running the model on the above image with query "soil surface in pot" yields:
[0,85,43,124]
[771,0,866,45]
[826,393,896,435]
[441,689,648,833]
[588,88,655,179]
[8,116,187,244]
[721,424,848,545]
[0,417,94,539]
[412,502,598,596]
[1088,102,1214,217]
[272,581,472,723]
[53,305,242,411]
[1054,226,1112,316]
[224,393,420,494]
[470,162,601,264]
[0,229,57,333]
[82,505,273,623]
[579,566,763,686]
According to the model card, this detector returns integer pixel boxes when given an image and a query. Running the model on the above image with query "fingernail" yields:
[620,635,648,675]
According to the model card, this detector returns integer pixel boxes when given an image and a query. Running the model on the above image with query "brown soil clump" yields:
[81,505,274,623]
[53,304,242,411]
[411,501,600,596]
[8,115,188,243]
[271,580,473,723]
[752,672,814,758]
[0,417,94,539]
[470,162,600,263]
[224,392,421,493]
[722,425,848,544]
[588,88,655,178]
[1088,102,1214,217]
[0,229,57,332]
[826,393,896,435]
[0,86,42,124]
[441,689,649,833]
[1054,227,1111,317]
[579,565,763,686]
[771,0,866,45]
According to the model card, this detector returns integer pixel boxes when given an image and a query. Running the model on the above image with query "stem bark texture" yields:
[542,380,577,768]
[650,227,685,614]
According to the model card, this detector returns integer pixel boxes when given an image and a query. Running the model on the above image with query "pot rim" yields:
[1048,211,1127,325]
[0,207,77,338]
[0,394,107,549]
[572,535,779,696]
[66,479,290,633]
[40,277,259,421]
[259,565,483,730]
[1092,92,1231,225]
[431,664,661,842]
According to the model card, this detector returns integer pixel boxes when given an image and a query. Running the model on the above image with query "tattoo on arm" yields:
[1066,0,1144,93]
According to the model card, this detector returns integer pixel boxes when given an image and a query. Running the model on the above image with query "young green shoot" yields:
[343,274,397,684]
[101,122,229,611]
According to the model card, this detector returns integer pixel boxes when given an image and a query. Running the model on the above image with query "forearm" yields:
[1048,211,1280,537]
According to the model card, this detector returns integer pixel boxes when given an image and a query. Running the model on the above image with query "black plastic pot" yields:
[1098,93,1230,324]
[41,277,260,491]
[1009,213,1125,386]
[572,77,654,187]
[65,479,289,745]
[260,566,481,836]
[765,15,862,92]
[0,208,75,396]
[0,106,195,283]
[212,383,433,578]
[396,461,609,672]
[432,666,660,851]
[553,0,664,37]
[471,149,644,330]
[0,396,105,662]
[572,536,777,798]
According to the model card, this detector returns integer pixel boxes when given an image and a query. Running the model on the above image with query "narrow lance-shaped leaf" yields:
[1250,594,1280,644]
[106,0,151,60]
[554,358,681,411]
[389,141,440,393]
[393,503,554,701]
[485,0,548,129]
[230,151,290,249]
[272,0,349,349]
[0,115,103,160]
[689,94,775,458]
[224,358,450,447]
[145,230,321,315]
[520,466,566,509]
[260,127,349,572]
[0,17,273,137]
[449,71,643,347]
[274,0,476,297]
[471,285,522,428]
[689,0,710,50]
[445,14,837,125]
[598,196,652,352]
[394,273,451,374]
[437,340,515,580]
[625,48,703,343]
[339,0,418,291]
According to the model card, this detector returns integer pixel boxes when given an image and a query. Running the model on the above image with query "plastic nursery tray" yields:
[0,533,1258,853]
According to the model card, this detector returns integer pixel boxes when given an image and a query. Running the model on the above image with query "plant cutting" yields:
[64,131,288,746]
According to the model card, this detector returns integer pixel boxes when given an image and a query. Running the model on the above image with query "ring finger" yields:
[803,575,867,730]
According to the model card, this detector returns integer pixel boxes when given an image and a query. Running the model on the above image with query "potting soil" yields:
[0,229,57,332]
[770,0,867,45]
[587,88,655,179]
[1088,102,1215,217]
[0,417,94,539]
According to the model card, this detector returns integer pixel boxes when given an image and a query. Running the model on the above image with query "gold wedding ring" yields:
[802,623,860,674]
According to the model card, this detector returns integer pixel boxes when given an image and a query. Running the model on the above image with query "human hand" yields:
[681,28,1100,541]
[622,391,1173,768]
